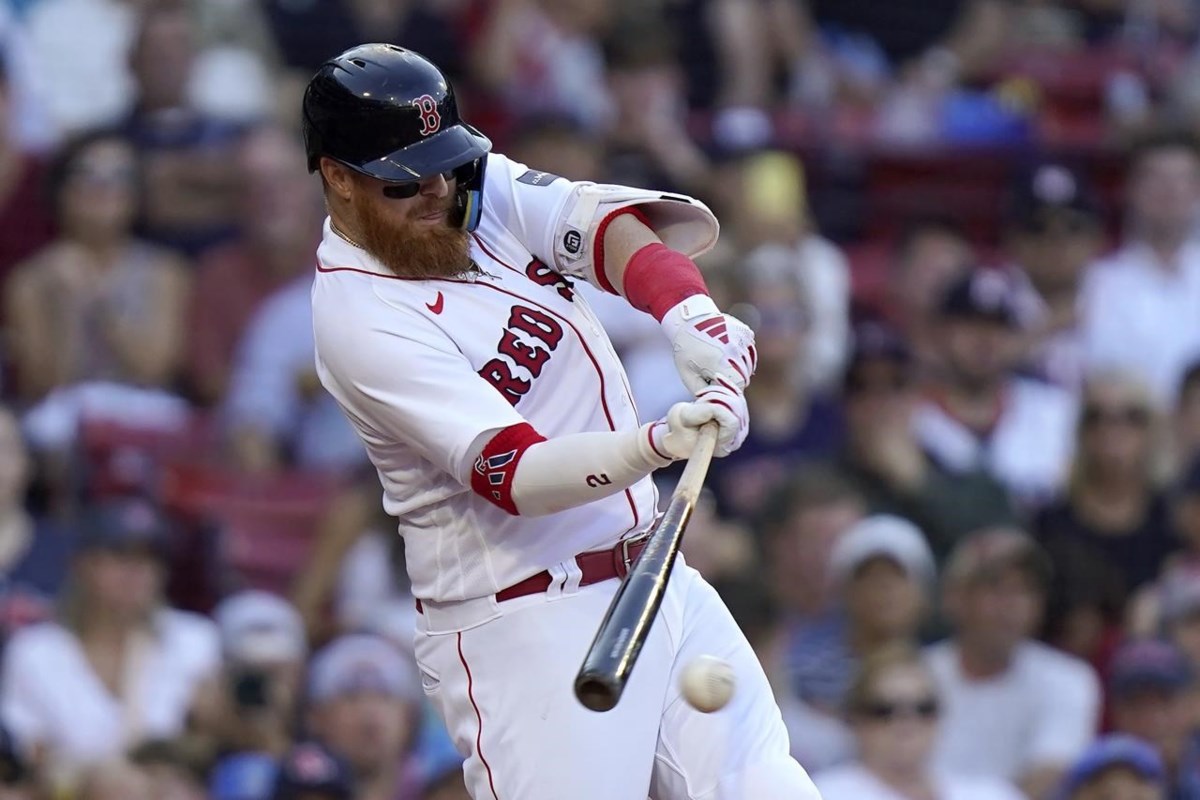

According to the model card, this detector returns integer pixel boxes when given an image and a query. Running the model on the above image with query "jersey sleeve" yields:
[314,292,527,486]
[479,153,581,272]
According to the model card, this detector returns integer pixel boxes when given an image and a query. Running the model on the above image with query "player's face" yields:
[348,170,472,279]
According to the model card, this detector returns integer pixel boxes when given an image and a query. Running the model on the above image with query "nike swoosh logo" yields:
[426,291,444,314]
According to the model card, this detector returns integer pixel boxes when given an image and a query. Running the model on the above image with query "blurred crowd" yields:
[0,0,1199,799]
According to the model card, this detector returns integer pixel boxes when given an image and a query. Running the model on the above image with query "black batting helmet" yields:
[302,44,491,231]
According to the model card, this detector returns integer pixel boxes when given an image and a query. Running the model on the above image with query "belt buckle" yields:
[618,532,651,577]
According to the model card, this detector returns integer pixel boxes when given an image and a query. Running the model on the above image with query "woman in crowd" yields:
[0,497,218,794]
[813,643,1024,800]
[1034,370,1179,665]
[4,129,190,403]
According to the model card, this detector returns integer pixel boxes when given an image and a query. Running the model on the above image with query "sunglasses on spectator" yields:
[67,165,137,187]
[380,161,476,199]
[1082,405,1150,429]
[858,697,939,722]
[1022,211,1095,237]
[845,372,911,396]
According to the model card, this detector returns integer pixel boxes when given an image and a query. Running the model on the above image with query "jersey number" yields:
[586,473,612,487]
[415,95,441,136]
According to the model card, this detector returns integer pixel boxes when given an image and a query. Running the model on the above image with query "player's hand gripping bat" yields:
[574,422,719,711]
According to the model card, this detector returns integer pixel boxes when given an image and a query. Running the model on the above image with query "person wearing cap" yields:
[304,634,423,800]
[272,740,354,800]
[1003,161,1104,393]
[1107,639,1200,799]
[1080,130,1200,405]
[1058,735,1165,800]
[832,318,1016,563]
[786,515,936,771]
[913,266,1078,507]
[927,527,1101,800]
[0,402,74,647]
[0,497,219,788]
[197,590,309,759]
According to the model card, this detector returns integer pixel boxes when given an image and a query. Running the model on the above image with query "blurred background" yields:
[1,0,1200,798]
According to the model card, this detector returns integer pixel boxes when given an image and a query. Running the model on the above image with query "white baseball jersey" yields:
[312,153,658,603]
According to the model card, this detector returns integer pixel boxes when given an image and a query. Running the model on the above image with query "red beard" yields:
[352,192,472,279]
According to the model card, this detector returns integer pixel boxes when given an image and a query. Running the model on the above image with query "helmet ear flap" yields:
[453,155,487,232]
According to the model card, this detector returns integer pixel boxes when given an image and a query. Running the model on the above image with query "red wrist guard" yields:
[623,242,710,321]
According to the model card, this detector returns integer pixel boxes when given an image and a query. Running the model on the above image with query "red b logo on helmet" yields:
[415,94,441,136]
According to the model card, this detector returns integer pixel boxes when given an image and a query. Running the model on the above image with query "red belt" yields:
[415,534,650,614]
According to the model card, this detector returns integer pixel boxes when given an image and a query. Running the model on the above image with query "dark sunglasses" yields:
[845,372,912,396]
[380,161,476,199]
[1082,405,1151,429]
[858,697,939,722]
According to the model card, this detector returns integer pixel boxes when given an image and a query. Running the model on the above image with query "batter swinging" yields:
[304,43,820,800]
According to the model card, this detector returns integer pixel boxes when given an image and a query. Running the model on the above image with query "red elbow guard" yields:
[471,422,547,514]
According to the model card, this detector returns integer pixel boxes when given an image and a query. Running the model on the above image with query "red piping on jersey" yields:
[458,632,500,800]
[471,234,642,534]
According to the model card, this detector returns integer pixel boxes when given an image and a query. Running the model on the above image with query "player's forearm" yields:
[600,213,712,322]
[472,424,672,517]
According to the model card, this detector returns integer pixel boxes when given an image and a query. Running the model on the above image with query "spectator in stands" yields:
[1172,361,1200,477]
[886,216,973,376]
[127,738,209,800]
[915,268,1078,507]
[0,53,53,295]
[787,515,936,771]
[1106,639,1200,798]
[708,246,844,519]
[505,115,604,183]
[1035,370,1178,663]
[1153,569,1200,675]
[4,129,190,403]
[76,760,155,800]
[0,404,74,644]
[223,271,366,472]
[0,498,219,786]
[1082,130,1200,404]
[722,151,851,391]
[271,740,355,800]
[927,528,1100,800]
[757,466,865,632]
[122,3,243,257]
[0,722,36,800]
[199,590,308,758]
[304,634,424,800]
[1004,161,1104,393]
[1057,735,1166,800]
[601,16,718,198]
[813,644,1023,800]
[776,0,1010,117]
[186,125,321,405]
[833,319,1016,562]
[471,0,614,132]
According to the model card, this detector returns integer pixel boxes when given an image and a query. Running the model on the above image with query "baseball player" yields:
[303,44,819,800]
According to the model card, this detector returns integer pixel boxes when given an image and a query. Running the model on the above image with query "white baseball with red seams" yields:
[312,153,821,800]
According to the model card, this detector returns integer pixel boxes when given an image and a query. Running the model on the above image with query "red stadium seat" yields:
[161,463,344,596]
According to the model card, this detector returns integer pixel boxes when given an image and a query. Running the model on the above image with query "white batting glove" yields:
[660,295,757,395]
[649,382,749,460]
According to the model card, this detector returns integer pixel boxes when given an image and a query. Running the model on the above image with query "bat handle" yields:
[673,421,718,505]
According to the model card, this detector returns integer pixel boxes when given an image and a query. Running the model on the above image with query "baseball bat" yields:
[574,422,719,712]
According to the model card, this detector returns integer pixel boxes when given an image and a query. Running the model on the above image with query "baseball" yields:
[679,655,735,713]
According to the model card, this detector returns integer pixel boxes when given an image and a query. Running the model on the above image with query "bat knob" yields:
[574,673,620,712]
